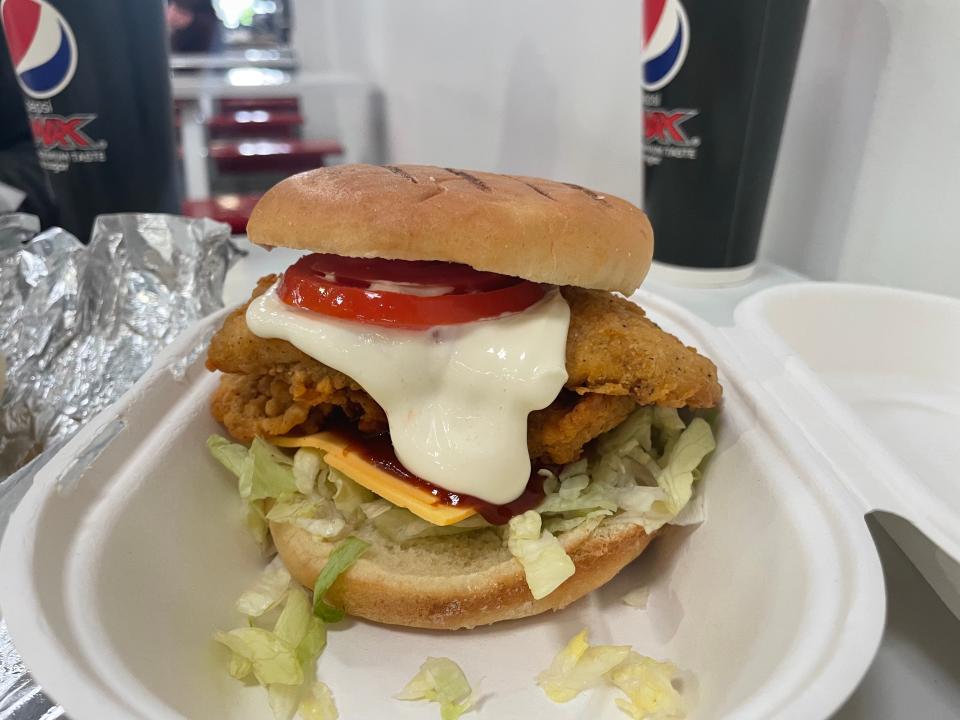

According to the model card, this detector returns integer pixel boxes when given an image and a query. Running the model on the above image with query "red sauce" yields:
[329,426,545,525]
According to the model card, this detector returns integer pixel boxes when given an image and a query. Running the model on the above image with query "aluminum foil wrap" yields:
[0,213,242,719]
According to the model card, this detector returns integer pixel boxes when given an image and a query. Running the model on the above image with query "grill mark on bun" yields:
[385,165,419,184]
[516,179,557,201]
[444,168,492,192]
[563,182,610,206]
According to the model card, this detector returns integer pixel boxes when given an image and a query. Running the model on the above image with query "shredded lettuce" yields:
[209,435,272,547]
[395,657,477,720]
[596,406,654,456]
[293,514,349,540]
[535,480,620,515]
[536,629,630,702]
[273,587,311,648]
[293,447,328,495]
[267,495,349,540]
[329,468,375,520]
[299,681,339,720]
[267,682,300,720]
[208,435,248,477]
[557,459,590,500]
[610,651,690,720]
[245,499,271,550]
[243,437,298,501]
[209,410,714,608]
[215,567,330,720]
[360,498,394,520]
[214,587,326,692]
[213,627,303,686]
[262,587,324,719]
[534,409,715,537]
[537,629,692,719]
[506,511,576,600]
[296,616,327,667]
[235,555,292,617]
[653,407,686,440]
[669,482,706,527]
[265,495,325,523]
[656,418,715,514]
[312,537,370,622]
[541,509,609,535]
[208,434,299,548]
[263,627,332,720]
[372,507,490,543]
[228,650,253,680]
[653,406,685,430]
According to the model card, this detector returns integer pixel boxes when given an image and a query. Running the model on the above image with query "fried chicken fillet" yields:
[206,276,722,465]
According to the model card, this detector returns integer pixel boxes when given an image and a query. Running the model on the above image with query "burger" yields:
[206,164,721,631]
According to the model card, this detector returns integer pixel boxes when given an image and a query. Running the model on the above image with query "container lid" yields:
[731,282,960,607]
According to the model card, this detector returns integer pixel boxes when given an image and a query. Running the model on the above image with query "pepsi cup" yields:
[1,0,179,241]
[643,0,809,282]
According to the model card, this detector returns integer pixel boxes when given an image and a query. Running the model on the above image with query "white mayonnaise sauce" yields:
[365,280,455,297]
[246,284,570,505]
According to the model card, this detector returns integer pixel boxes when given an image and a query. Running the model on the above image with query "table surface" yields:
[225,241,960,719]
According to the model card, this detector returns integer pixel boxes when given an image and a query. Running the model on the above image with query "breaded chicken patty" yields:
[207,276,722,464]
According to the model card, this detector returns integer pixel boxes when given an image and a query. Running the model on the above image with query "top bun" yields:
[247,164,653,295]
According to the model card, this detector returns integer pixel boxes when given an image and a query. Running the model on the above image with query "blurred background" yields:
[164,1,644,237]
[2,0,957,298]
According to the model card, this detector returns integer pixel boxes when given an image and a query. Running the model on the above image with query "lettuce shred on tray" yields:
[206,407,714,718]
[213,580,328,720]
[395,657,478,720]
[212,560,348,720]
[298,682,339,720]
[208,436,374,720]
[538,629,694,720]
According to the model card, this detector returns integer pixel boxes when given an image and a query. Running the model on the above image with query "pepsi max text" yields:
[1,0,179,240]
[642,0,809,271]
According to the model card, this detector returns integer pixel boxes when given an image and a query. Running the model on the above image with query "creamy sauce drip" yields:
[246,284,570,504]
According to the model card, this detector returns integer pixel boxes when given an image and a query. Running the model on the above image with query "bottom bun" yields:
[271,518,656,630]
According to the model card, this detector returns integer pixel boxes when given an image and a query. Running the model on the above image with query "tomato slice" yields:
[278,253,547,329]
[282,253,517,292]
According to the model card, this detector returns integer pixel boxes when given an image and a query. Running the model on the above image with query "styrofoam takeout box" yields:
[735,283,960,619]
[1,283,956,719]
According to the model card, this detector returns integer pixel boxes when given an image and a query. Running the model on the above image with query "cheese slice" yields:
[273,433,477,526]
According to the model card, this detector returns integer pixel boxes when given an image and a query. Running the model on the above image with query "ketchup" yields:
[329,426,545,525]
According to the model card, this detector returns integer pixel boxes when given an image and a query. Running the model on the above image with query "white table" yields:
[225,243,960,717]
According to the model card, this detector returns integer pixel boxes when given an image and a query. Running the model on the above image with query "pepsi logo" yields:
[642,0,690,92]
[1,0,77,99]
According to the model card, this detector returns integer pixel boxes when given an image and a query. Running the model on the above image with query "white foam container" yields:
[736,283,960,619]
[1,282,955,719]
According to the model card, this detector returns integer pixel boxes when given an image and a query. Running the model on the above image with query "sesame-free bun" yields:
[271,517,656,630]
[247,164,654,295]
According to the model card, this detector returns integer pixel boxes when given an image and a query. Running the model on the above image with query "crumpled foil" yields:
[0,213,242,719]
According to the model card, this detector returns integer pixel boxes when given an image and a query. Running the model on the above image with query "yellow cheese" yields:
[273,433,477,526]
